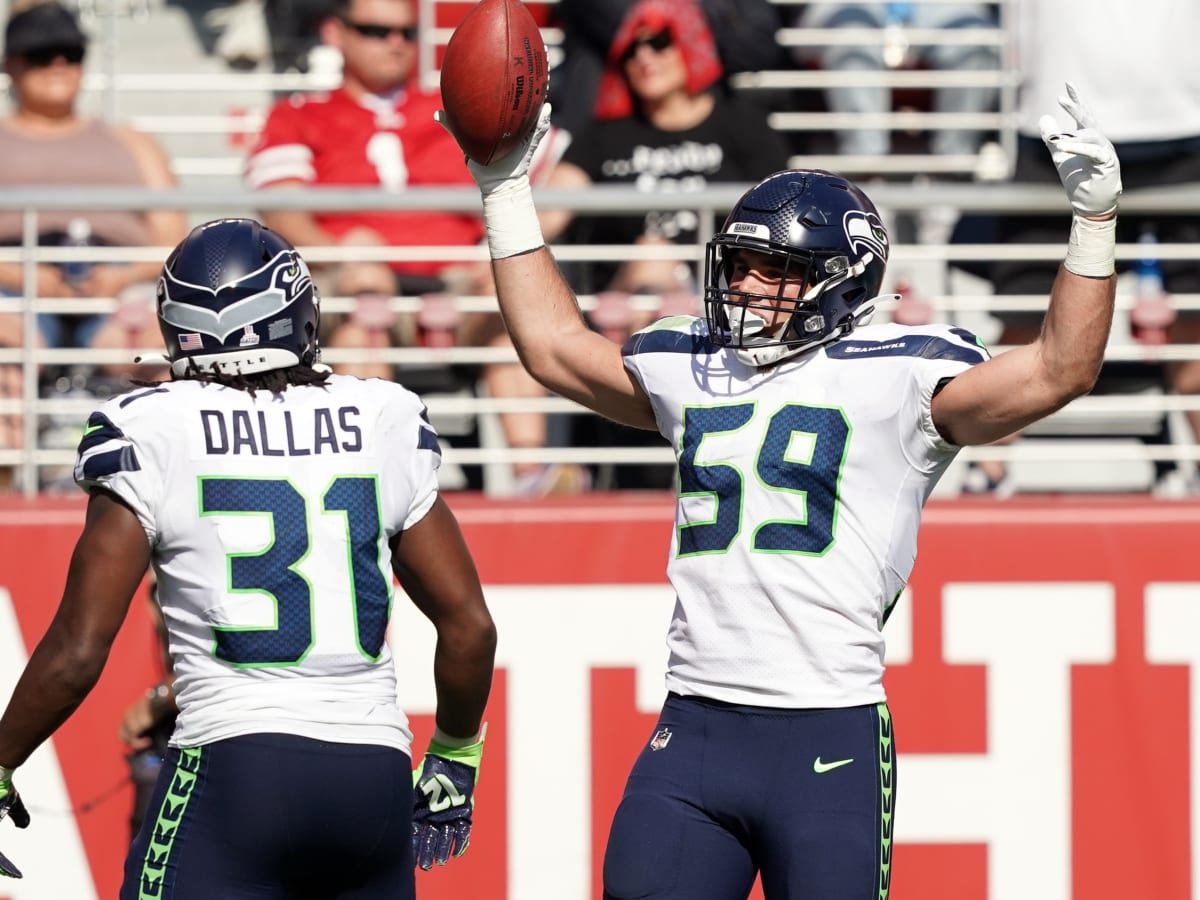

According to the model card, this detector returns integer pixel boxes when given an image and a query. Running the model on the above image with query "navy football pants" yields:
[120,733,414,900]
[603,694,895,900]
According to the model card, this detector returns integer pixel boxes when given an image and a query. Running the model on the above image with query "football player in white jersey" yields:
[439,81,1121,899]
[0,219,497,897]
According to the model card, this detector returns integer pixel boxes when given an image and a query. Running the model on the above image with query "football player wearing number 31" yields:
[0,219,496,898]
[439,81,1121,899]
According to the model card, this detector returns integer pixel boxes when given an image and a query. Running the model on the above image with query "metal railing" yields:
[2,182,1199,496]
[0,0,1019,183]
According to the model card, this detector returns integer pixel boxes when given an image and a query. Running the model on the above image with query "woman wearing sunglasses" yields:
[0,0,187,484]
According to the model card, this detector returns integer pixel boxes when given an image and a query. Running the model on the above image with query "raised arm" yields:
[438,107,657,431]
[932,83,1122,447]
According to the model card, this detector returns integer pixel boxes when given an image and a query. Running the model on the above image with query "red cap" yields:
[594,0,723,122]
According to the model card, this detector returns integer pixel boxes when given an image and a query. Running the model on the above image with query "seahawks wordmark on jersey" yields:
[622,316,988,709]
[74,375,442,754]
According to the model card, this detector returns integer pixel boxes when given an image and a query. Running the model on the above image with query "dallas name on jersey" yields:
[73,375,442,755]
[622,315,989,709]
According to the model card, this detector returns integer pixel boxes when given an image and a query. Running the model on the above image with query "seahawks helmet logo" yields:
[843,210,889,263]
[279,257,314,300]
[159,250,311,343]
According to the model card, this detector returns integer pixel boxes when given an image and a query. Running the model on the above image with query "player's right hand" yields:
[1038,82,1122,219]
[0,770,29,879]
[436,104,553,197]
[411,726,486,870]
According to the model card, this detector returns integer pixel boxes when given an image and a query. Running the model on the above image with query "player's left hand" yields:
[1038,81,1122,218]
[0,769,30,879]
[411,725,486,870]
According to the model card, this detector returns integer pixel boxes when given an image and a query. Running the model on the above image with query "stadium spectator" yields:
[791,2,1001,161]
[539,0,791,488]
[0,219,497,894]
[0,0,187,487]
[954,0,1200,495]
[548,0,787,140]
[443,77,1120,897]
[244,0,486,334]
[245,0,570,494]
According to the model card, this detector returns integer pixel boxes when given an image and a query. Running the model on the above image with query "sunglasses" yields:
[341,19,418,41]
[621,28,673,63]
[22,45,86,67]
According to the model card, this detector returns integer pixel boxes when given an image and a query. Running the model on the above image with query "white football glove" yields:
[435,104,553,198]
[1038,82,1122,218]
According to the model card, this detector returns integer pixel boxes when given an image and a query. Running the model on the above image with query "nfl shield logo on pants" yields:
[650,728,672,751]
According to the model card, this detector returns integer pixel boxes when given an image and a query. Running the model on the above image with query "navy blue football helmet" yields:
[704,169,889,366]
[156,218,320,376]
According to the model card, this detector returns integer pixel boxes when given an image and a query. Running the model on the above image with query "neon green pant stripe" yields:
[876,703,894,900]
[138,746,202,900]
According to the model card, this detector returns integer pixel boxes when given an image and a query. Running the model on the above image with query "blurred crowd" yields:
[2,0,1198,496]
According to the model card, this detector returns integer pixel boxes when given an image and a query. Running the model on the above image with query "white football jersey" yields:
[623,316,988,708]
[74,374,441,754]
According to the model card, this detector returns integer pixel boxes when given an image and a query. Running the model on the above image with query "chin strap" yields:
[132,352,172,368]
[851,300,882,329]
[134,348,323,377]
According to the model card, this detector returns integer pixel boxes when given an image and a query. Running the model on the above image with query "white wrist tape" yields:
[1064,214,1116,278]
[482,176,544,260]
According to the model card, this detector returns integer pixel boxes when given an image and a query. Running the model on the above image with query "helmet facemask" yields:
[705,238,878,368]
[704,169,890,368]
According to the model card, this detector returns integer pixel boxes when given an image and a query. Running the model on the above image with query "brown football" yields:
[439,0,548,165]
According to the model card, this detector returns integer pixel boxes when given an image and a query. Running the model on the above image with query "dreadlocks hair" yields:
[134,359,332,397]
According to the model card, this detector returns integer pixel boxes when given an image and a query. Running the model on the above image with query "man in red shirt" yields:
[245,0,578,495]
[246,0,483,300]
